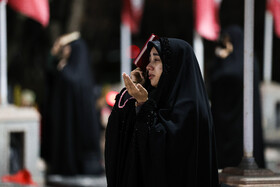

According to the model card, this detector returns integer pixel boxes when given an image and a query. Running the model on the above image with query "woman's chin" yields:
[151,83,158,88]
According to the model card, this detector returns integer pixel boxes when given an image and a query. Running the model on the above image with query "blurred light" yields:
[106,91,118,107]
[127,45,140,59]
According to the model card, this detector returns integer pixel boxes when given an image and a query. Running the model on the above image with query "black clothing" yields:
[209,25,265,169]
[105,38,219,186]
[41,38,103,175]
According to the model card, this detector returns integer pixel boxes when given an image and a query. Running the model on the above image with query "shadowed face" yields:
[146,47,163,87]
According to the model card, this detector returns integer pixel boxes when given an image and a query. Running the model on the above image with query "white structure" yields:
[193,31,204,78]
[261,82,280,143]
[243,0,255,158]
[0,105,40,179]
[263,10,274,83]
[120,23,132,86]
[0,0,8,105]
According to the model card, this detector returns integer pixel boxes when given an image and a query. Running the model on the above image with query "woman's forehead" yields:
[150,47,160,55]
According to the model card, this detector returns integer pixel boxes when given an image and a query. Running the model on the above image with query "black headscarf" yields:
[105,38,219,187]
[209,25,265,169]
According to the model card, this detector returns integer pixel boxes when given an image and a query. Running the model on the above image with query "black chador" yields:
[105,38,219,186]
[209,25,265,169]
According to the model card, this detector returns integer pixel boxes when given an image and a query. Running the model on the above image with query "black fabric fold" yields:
[105,38,219,187]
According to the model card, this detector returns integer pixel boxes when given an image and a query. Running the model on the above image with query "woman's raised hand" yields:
[123,73,148,103]
[130,67,145,85]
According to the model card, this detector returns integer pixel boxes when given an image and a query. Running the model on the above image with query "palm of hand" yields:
[123,73,148,103]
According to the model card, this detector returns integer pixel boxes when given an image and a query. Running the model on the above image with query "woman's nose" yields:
[146,63,152,71]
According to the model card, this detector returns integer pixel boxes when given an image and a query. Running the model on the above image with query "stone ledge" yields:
[220,172,280,186]
[46,175,107,187]
[0,105,40,122]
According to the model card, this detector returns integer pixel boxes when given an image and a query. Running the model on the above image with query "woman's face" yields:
[146,47,163,87]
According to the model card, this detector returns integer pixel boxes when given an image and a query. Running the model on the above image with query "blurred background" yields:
[1,0,280,186]
[5,0,279,108]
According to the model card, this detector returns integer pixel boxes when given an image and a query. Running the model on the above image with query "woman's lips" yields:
[149,74,154,79]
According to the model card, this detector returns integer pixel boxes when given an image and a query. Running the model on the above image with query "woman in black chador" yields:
[105,37,219,186]
[209,25,265,169]
[41,32,103,175]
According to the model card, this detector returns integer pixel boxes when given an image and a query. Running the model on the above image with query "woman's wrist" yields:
[135,98,148,107]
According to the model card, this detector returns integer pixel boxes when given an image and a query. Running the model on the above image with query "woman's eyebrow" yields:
[149,53,160,57]
[153,53,159,56]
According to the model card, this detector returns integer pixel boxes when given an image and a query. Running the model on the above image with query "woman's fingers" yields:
[137,84,147,94]
[123,73,131,88]
[130,71,139,83]
[131,68,145,85]
[123,73,134,88]
[123,73,138,95]
[136,84,148,102]
[135,68,144,79]
[123,73,148,103]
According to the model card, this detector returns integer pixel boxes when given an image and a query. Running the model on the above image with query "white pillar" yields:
[243,0,254,158]
[193,31,204,78]
[0,0,8,105]
[120,23,132,86]
[263,10,273,83]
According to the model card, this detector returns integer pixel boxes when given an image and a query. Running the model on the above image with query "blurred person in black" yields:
[41,32,104,175]
[105,37,219,186]
[208,25,265,169]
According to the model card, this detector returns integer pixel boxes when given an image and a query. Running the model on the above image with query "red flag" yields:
[267,0,280,38]
[194,0,221,41]
[7,0,49,27]
[121,0,145,34]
